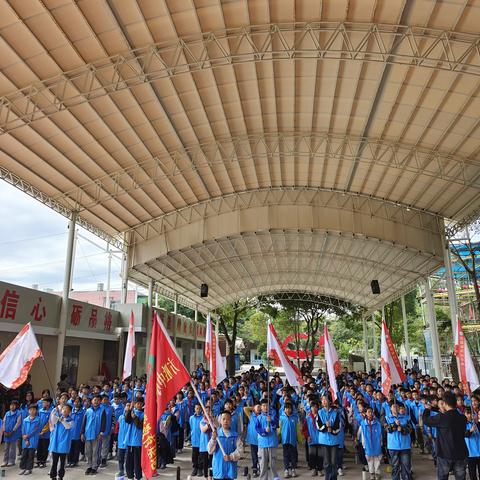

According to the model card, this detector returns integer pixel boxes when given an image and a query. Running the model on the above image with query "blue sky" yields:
[0,181,124,293]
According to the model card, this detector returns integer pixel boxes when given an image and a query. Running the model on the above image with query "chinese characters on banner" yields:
[0,281,118,335]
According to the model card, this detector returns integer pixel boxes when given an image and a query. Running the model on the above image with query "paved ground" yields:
[0,443,440,480]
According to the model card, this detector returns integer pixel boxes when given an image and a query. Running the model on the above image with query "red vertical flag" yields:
[141,312,191,479]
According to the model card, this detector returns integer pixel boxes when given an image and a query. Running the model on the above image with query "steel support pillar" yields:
[363,316,369,371]
[442,234,459,335]
[145,279,154,362]
[424,278,443,379]
[372,313,379,370]
[55,212,77,383]
[120,233,131,304]
[173,293,178,347]
[194,307,198,369]
[401,295,412,367]
[105,244,112,308]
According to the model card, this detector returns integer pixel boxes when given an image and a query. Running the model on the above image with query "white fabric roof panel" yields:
[1,0,480,309]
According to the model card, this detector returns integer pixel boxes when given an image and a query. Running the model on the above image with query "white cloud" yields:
[0,181,123,293]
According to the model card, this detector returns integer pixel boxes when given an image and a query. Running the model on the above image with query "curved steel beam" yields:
[49,132,480,213]
[1,23,479,133]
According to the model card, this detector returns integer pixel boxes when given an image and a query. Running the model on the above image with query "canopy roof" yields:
[1,0,480,312]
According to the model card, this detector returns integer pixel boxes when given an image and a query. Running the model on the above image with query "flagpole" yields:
[41,355,57,403]
[189,380,226,455]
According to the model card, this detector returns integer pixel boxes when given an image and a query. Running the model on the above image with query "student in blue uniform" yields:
[317,395,341,480]
[279,402,298,478]
[99,393,114,467]
[245,404,261,478]
[384,402,412,480]
[49,404,74,480]
[37,397,53,468]
[359,406,383,480]
[306,401,323,476]
[19,404,41,475]
[116,402,130,478]
[125,398,144,480]
[81,394,106,475]
[189,403,204,476]
[2,400,22,467]
[207,411,243,480]
[256,398,279,480]
[67,397,85,467]
[199,404,214,479]
[465,407,480,480]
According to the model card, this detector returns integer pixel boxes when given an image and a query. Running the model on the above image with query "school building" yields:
[0,280,206,395]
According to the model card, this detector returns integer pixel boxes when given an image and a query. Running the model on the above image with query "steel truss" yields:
[0,22,479,133]
[49,132,480,213]
[254,290,358,311]
[0,165,125,251]
[128,187,443,243]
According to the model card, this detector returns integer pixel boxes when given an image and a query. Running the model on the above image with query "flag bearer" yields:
[207,411,243,480]
[125,398,144,480]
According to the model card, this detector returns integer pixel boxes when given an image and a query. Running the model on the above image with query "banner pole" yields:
[41,355,58,404]
[189,380,226,455]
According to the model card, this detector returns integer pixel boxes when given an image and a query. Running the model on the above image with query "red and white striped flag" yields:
[267,321,304,387]
[204,313,211,361]
[455,317,479,395]
[380,319,405,395]
[324,324,341,401]
[122,311,136,380]
[206,314,226,388]
[0,323,42,389]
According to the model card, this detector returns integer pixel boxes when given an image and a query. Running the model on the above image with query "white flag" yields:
[207,314,226,388]
[455,317,480,395]
[0,323,42,389]
[380,319,405,395]
[267,321,304,387]
[324,324,340,401]
[122,311,136,380]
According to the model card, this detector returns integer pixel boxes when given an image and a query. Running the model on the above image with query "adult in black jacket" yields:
[423,391,468,480]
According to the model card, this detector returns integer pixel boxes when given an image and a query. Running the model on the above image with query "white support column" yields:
[146,279,154,362]
[442,234,459,335]
[173,293,178,347]
[363,316,369,371]
[194,307,198,368]
[105,244,112,308]
[424,278,443,380]
[372,313,379,370]
[401,295,411,367]
[55,212,77,383]
[120,233,131,304]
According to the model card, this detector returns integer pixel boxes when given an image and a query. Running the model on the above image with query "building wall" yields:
[64,337,104,386]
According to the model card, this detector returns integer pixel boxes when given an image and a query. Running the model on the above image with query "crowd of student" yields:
[0,362,479,480]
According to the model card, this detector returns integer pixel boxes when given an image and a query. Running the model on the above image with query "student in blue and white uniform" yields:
[48,404,74,480]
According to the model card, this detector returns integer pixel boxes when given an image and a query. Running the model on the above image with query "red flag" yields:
[455,317,480,395]
[380,319,405,396]
[141,313,191,479]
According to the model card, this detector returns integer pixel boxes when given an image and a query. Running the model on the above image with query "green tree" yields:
[215,299,256,375]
